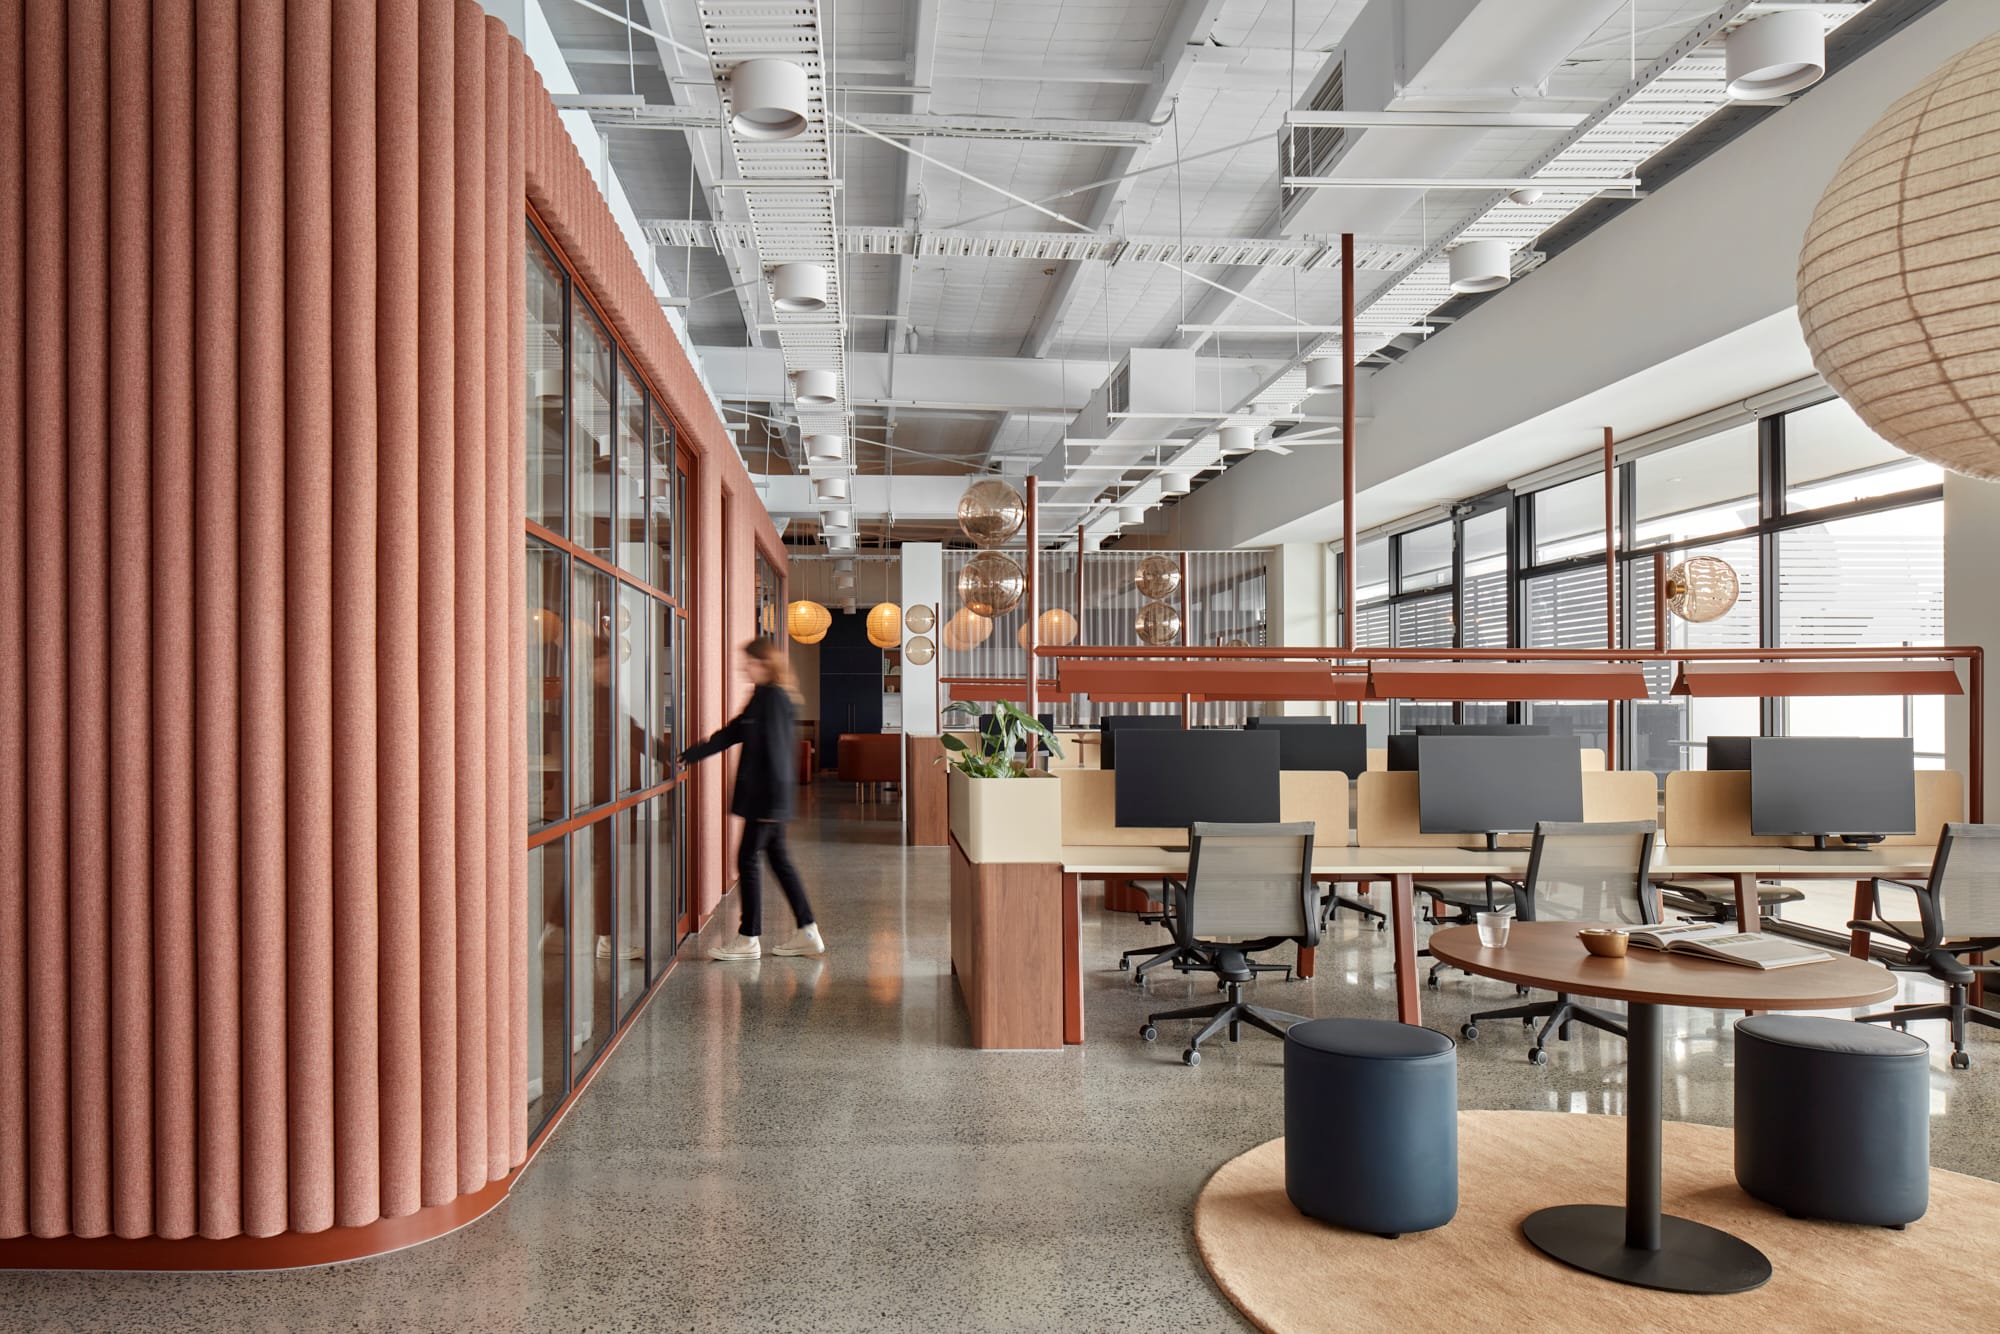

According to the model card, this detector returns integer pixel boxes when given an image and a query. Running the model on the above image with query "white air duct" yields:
[1726,10,1825,100]
[728,58,809,140]
[1448,239,1511,294]
[794,368,839,407]
[770,263,828,314]
[813,475,850,504]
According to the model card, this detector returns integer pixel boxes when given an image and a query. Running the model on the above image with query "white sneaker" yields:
[708,933,763,961]
[772,924,826,957]
[595,935,643,962]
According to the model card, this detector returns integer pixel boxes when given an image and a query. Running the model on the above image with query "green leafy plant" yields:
[938,700,1064,778]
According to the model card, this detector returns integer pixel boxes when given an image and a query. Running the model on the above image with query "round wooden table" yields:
[1429,921,1897,1296]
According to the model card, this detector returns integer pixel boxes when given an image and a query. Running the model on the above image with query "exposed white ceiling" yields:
[540,0,1881,547]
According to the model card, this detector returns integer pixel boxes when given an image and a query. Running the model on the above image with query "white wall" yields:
[900,543,943,736]
[1945,473,2000,817]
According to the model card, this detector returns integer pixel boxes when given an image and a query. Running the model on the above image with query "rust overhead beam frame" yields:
[1341,233,1356,655]
[1604,425,1617,769]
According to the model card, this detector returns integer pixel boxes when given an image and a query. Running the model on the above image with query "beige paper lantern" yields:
[1013,608,1079,651]
[1134,600,1182,647]
[1798,32,2000,480]
[956,551,1025,617]
[941,608,993,651]
[866,602,902,649]
[905,603,936,634]
[1663,556,1740,624]
[904,635,935,665]
[1133,553,1180,600]
[786,599,831,645]
[956,478,1026,547]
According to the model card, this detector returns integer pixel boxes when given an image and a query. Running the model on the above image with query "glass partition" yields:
[571,307,614,561]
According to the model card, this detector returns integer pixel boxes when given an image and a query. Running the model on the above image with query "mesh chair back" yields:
[1519,820,1657,926]
[1932,824,2000,938]
[1185,822,1316,941]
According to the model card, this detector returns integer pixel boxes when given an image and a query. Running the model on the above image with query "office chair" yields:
[1419,877,1520,989]
[1851,823,2000,1070]
[1460,820,1658,1065]
[1658,876,1804,924]
[1140,822,1317,1067]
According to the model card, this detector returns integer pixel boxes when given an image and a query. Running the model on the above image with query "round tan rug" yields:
[1194,1111,2000,1332]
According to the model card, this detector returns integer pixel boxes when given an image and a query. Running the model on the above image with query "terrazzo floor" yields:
[7,784,1997,1332]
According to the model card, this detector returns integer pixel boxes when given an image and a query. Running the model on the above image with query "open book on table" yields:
[1622,922,1833,970]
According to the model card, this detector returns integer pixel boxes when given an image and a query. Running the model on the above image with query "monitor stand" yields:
[1460,831,1504,854]
[1809,833,1887,852]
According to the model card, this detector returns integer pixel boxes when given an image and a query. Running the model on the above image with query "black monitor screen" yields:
[1246,716,1332,727]
[1749,737,1916,839]
[1706,736,1753,771]
[1388,723,1550,772]
[1114,729,1281,828]
[1099,714,1182,771]
[1417,735,1583,834]
[1245,720,1367,775]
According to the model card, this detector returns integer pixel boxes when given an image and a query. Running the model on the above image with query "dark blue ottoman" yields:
[1735,1015,1930,1228]
[1284,1019,1457,1237]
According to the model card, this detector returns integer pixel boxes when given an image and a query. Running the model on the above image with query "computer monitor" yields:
[1245,716,1332,726]
[1387,723,1550,771]
[1706,736,1753,771]
[1417,735,1584,846]
[1246,719,1367,775]
[1114,729,1281,828]
[1749,737,1917,849]
[1099,713,1182,771]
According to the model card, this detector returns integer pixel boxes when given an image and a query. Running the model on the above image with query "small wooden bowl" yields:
[1578,929,1629,959]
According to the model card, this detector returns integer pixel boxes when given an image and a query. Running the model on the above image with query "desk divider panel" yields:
[1662,769,1963,849]
[1355,770,1657,848]
[1057,768,1353,848]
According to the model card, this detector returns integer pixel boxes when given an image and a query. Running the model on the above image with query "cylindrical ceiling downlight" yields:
[1118,503,1146,527]
[728,58,809,140]
[823,507,853,530]
[805,433,844,464]
[1304,357,1340,395]
[793,368,839,407]
[1726,10,1826,100]
[1218,425,1256,455]
[770,262,829,314]
[812,474,850,504]
[1160,471,1191,497]
[1448,238,1511,294]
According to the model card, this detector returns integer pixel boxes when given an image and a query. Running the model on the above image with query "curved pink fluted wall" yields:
[0,0,784,1265]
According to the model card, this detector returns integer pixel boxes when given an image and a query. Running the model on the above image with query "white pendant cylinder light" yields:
[728,58,809,140]
[1506,187,1544,206]
[824,507,853,529]
[805,433,843,463]
[1081,532,1103,554]
[1448,238,1511,294]
[1305,357,1341,394]
[770,262,829,314]
[832,570,856,591]
[1118,502,1146,527]
[1161,471,1191,497]
[1218,424,1256,455]
[839,597,857,613]
[812,474,849,503]
[826,533,856,553]
[1726,10,1826,100]
[793,368,838,407]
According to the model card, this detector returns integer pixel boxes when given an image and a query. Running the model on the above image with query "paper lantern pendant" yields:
[1133,554,1180,600]
[1798,32,2000,480]
[1664,556,1739,624]
[1134,600,1182,646]
[866,602,902,649]
[941,608,993,651]
[956,478,1026,547]
[957,551,1025,617]
[786,599,831,644]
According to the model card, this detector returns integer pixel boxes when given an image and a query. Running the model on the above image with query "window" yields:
[1398,521,1452,593]
[1531,473,1606,564]
[1459,509,1508,650]
[1632,424,1758,546]
[525,221,689,1143]
[1784,397,1941,512]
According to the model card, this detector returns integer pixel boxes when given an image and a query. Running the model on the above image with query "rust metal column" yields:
[1604,426,1618,769]
[1341,234,1357,651]
[1024,478,1038,760]
[1179,551,1192,728]
[1653,550,1667,652]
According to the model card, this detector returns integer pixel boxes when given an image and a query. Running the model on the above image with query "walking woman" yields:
[680,638,826,960]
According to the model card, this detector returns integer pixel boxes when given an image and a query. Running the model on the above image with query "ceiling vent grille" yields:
[1280,60,1345,214]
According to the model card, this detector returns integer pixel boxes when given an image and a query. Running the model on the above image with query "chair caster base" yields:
[1139,1024,1157,1043]
[1528,1047,1549,1066]
[1182,1048,1201,1067]
[1951,1050,1971,1070]
[1460,1023,1479,1042]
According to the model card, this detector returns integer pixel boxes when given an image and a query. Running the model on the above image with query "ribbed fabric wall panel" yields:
[193,0,243,1241]
[450,0,489,1199]
[0,0,22,1246]
[237,0,288,1240]
[66,0,112,1242]
[148,0,196,1244]
[0,0,784,1255]
[104,0,153,1244]
[374,0,422,1226]
[0,0,530,1244]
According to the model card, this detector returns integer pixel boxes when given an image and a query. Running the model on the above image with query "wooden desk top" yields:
[1427,922,1898,1010]
[1059,843,1939,882]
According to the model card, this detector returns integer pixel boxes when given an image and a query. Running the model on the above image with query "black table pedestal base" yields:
[1522,1204,1771,1294]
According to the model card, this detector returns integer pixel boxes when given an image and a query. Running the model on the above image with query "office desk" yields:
[1057,844,1938,1045]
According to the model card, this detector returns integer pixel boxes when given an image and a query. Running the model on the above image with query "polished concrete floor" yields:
[7,785,1998,1331]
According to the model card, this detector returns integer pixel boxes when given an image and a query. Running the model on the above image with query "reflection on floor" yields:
[6,783,1996,1331]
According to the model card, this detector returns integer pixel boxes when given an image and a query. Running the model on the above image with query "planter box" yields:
[948,769,1063,864]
